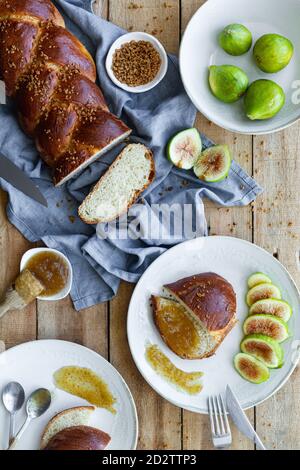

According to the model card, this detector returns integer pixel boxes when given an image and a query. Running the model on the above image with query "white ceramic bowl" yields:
[20,248,73,301]
[180,0,300,135]
[106,32,168,93]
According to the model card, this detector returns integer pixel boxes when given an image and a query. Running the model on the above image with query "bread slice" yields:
[161,273,237,359]
[53,110,132,187]
[54,130,131,186]
[78,143,155,224]
[43,426,111,451]
[153,293,236,359]
[152,296,205,359]
[40,406,95,449]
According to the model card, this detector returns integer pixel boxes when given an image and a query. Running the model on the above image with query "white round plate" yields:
[180,0,300,135]
[127,236,300,413]
[106,32,168,93]
[0,340,138,450]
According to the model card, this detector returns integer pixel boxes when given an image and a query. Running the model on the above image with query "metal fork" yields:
[208,395,232,449]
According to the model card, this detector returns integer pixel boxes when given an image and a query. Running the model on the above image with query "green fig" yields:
[254,33,294,73]
[234,353,270,384]
[208,65,249,103]
[241,334,284,368]
[243,314,289,343]
[247,272,272,289]
[244,79,285,120]
[219,24,252,56]
[193,144,232,182]
[249,299,292,322]
[246,283,281,306]
[167,128,202,169]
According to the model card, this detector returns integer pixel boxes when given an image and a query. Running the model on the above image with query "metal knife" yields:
[0,154,47,207]
[226,385,267,450]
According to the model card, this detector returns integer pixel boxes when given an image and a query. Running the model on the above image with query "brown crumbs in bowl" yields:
[112,40,162,87]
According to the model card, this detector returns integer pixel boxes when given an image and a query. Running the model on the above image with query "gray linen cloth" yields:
[0,0,262,310]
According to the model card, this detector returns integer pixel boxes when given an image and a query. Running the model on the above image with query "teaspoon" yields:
[8,388,51,450]
[2,382,25,447]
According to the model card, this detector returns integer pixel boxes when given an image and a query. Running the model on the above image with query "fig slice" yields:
[243,314,289,343]
[249,299,292,322]
[246,283,281,307]
[167,128,202,170]
[247,272,272,289]
[241,334,284,369]
[234,353,270,384]
[193,145,232,183]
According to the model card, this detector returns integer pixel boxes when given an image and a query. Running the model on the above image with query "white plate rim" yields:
[0,339,139,450]
[127,235,300,413]
[179,0,300,135]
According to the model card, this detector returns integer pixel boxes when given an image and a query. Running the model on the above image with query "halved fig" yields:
[193,145,232,183]
[249,299,292,322]
[234,353,270,384]
[243,314,289,343]
[241,334,284,368]
[167,128,202,169]
[247,272,272,289]
[246,283,281,307]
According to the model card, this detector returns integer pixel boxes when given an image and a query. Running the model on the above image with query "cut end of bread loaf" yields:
[152,273,237,359]
[78,143,155,224]
[152,295,215,359]
[54,130,131,186]
[153,292,236,359]
[40,406,95,449]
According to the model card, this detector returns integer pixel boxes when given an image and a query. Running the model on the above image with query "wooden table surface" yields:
[0,0,300,450]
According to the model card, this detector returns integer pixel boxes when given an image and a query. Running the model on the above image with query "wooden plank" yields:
[108,0,182,450]
[253,126,300,450]
[109,0,179,54]
[37,296,108,357]
[0,191,36,349]
[180,0,254,450]
[92,0,108,17]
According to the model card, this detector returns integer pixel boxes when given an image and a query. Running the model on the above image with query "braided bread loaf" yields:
[0,0,131,186]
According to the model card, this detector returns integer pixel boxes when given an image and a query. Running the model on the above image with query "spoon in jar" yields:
[8,388,51,450]
[2,382,25,447]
